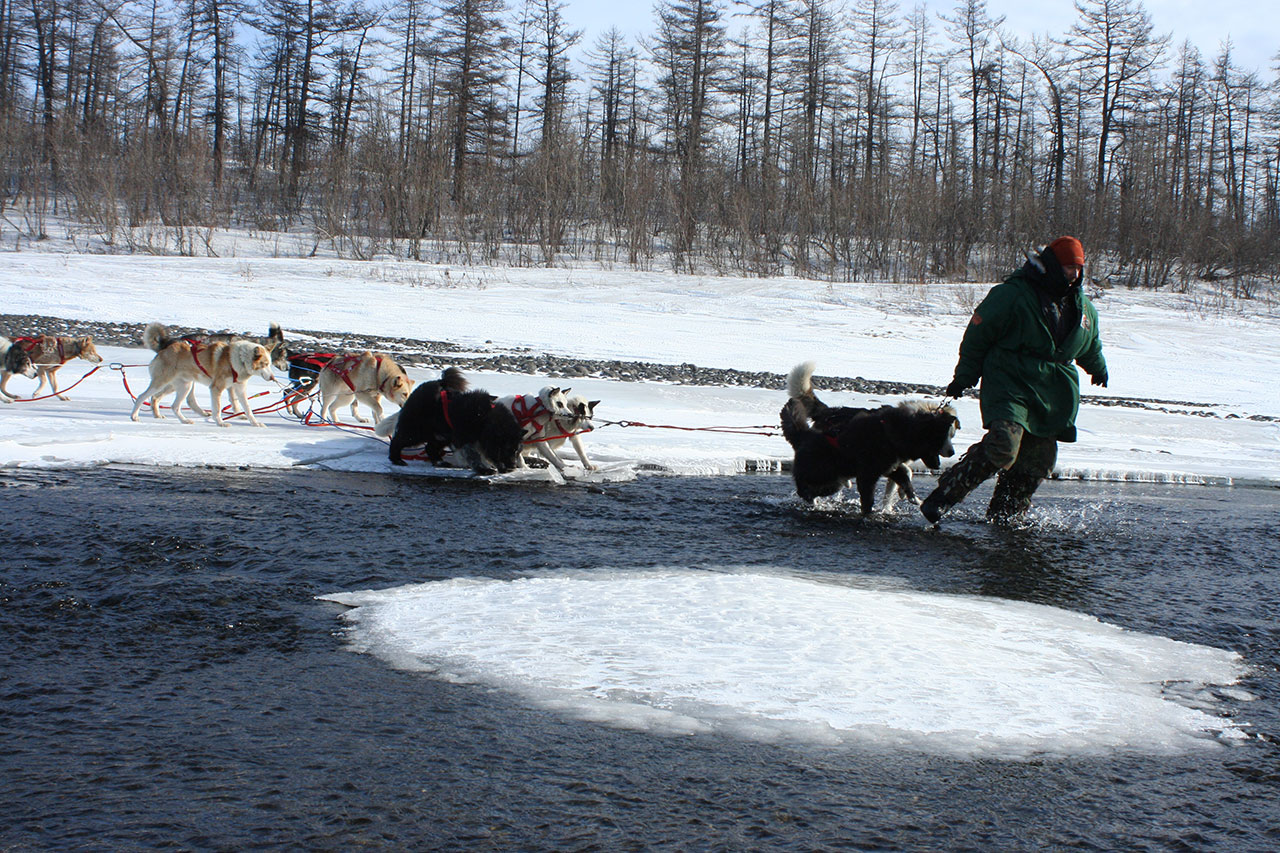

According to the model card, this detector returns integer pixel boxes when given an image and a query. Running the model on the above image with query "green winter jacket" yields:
[951,260,1107,442]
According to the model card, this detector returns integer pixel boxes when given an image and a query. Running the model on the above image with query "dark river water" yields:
[3,466,1279,851]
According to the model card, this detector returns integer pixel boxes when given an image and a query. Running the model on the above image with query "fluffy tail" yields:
[787,361,816,398]
[441,366,468,392]
[786,360,831,422]
[143,322,181,352]
[374,410,400,437]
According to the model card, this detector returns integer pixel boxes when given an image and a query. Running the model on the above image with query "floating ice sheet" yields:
[321,570,1247,759]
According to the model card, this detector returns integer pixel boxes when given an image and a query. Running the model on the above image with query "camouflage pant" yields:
[926,420,1058,520]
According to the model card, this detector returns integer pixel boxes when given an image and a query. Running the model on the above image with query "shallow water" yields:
[3,467,1279,850]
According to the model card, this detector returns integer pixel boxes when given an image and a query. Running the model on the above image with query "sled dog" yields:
[525,393,600,471]
[130,322,275,426]
[316,351,413,425]
[495,386,576,469]
[780,361,959,513]
[0,336,38,401]
[0,335,103,401]
[375,367,523,474]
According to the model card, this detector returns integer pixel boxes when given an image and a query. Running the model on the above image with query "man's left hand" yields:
[1090,371,1108,388]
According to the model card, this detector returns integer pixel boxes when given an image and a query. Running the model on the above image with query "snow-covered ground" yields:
[1,249,1277,485]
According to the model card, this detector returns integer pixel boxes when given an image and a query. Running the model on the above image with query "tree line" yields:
[2,0,1277,291]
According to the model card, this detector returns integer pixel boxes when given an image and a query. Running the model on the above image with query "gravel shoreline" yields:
[4,313,1272,423]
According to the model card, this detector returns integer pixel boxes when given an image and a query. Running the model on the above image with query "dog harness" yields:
[510,395,550,437]
[325,354,386,393]
[290,353,337,374]
[184,338,215,379]
[13,335,64,364]
[439,388,455,430]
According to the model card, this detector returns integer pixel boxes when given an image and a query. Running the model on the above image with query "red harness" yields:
[184,338,214,378]
[326,354,387,393]
[325,354,362,391]
[440,388,455,430]
[439,387,496,432]
[14,335,65,364]
[510,395,550,437]
[293,353,337,372]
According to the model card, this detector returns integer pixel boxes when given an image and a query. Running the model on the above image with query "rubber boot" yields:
[920,446,1000,524]
[986,469,1043,522]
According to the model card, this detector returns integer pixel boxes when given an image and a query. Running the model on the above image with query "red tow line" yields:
[8,365,103,402]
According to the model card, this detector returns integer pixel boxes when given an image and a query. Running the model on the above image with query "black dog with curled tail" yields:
[375,367,524,474]
[780,361,960,513]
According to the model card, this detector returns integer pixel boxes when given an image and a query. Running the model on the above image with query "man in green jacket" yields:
[920,236,1108,524]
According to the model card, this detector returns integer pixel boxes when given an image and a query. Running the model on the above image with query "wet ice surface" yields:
[3,467,1279,850]
[324,571,1245,758]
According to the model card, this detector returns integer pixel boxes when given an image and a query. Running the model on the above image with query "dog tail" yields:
[374,410,400,438]
[786,360,831,421]
[787,361,816,398]
[441,366,468,392]
[143,322,174,352]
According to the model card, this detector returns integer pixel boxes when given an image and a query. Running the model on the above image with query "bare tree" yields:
[652,0,727,267]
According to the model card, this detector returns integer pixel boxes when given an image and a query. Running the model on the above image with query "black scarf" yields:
[1022,247,1080,347]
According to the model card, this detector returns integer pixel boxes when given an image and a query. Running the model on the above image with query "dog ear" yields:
[588,400,600,413]
[561,387,571,395]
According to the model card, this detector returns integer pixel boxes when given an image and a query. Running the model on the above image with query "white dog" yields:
[539,394,600,471]
[496,385,577,470]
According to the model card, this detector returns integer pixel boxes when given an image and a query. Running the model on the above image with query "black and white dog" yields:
[780,361,960,513]
[0,336,38,402]
[375,367,523,474]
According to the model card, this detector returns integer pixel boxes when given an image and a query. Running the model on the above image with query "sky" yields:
[0,226,1270,757]
[562,0,1278,75]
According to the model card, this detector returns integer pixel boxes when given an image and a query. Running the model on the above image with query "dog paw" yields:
[57,395,70,401]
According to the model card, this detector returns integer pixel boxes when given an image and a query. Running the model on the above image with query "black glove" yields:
[944,378,970,398]
[1090,370,1108,388]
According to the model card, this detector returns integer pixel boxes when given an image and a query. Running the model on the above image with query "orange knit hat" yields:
[1047,236,1085,268]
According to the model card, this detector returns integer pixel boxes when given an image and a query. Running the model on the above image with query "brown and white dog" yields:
[0,335,103,401]
[0,336,39,402]
[316,351,413,425]
[129,322,276,426]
